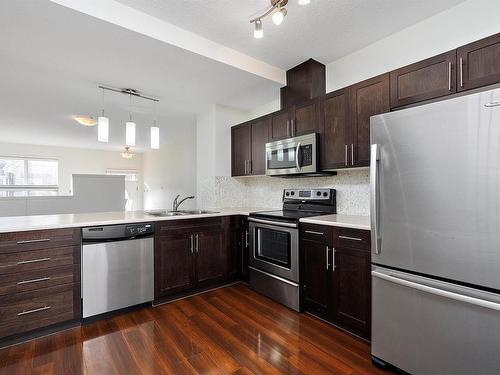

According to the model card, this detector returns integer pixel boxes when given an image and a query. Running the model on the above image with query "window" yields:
[0,157,59,197]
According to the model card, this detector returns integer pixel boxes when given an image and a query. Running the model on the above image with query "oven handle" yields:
[247,217,298,228]
[249,267,299,287]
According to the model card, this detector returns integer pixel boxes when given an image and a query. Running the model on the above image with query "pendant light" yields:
[150,101,160,149]
[125,92,136,146]
[272,7,287,25]
[97,88,109,142]
[254,19,263,39]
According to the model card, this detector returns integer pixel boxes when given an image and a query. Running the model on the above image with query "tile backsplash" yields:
[203,169,370,216]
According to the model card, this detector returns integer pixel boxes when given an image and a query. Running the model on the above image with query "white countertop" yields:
[300,214,370,231]
[0,207,273,233]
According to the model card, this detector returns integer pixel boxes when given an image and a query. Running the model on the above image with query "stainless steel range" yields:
[248,188,336,311]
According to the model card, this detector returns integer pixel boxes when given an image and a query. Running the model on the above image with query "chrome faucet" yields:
[172,194,195,211]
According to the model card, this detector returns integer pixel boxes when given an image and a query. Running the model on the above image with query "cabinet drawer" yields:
[0,246,77,274]
[0,265,77,296]
[0,284,76,339]
[156,218,224,237]
[0,228,80,254]
[300,224,333,243]
[332,228,371,251]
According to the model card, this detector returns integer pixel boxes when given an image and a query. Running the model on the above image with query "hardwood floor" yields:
[0,284,392,374]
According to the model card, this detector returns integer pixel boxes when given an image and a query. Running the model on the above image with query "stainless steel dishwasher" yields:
[81,223,154,318]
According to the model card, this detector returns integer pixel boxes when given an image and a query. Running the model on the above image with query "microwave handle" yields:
[295,142,302,170]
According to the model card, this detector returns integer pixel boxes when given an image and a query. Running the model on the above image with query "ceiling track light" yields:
[249,0,309,38]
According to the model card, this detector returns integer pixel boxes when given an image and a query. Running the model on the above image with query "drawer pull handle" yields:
[17,305,51,316]
[338,235,362,241]
[17,257,51,265]
[16,238,51,244]
[305,230,324,236]
[17,277,51,285]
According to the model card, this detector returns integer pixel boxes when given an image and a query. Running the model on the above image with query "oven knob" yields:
[291,191,295,196]
[316,191,321,196]
[323,192,328,197]
[285,192,290,196]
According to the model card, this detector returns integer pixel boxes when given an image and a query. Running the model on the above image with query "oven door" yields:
[266,133,317,176]
[248,218,299,282]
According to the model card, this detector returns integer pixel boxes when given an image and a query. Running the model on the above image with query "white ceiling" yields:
[114,0,467,69]
[1,0,467,151]
[0,1,280,151]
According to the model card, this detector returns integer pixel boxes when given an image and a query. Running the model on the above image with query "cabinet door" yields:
[390,50,456,108]
[250,116,270,175]
[331,246,371,339]
[457,33,500,92]
[320,89,350,170]
[195,229,226,287]
[302,239,330,318]
[350,74,390,167]
[293,99,319,136]
[155,233,194,298]
[231,124,251,176]
[270,109,291,141]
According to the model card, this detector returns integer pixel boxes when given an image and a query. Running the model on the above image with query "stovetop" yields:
[249,209,329,222]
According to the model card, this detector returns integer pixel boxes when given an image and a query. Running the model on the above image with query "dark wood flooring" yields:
[0,283,392,374]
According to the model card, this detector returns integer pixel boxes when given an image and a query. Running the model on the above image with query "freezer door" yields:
[372,266,500,375]
[370,87,500,289]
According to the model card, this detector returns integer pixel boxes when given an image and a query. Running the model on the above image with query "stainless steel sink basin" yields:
[145,209,219,217]
[178,210,219,215]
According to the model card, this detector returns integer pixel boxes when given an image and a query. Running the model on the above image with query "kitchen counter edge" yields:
[300,214,371,231]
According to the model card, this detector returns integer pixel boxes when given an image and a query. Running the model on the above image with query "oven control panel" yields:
[283,189,332,200]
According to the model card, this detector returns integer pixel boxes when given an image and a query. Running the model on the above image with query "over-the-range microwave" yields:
[265,133,330,177]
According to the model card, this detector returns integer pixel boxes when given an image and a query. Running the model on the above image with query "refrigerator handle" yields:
[370,144,381,254]
[372,271,500,312]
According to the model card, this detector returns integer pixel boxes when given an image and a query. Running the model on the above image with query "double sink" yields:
[146,209,219,217]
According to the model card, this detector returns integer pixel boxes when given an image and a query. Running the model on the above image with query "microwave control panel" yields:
[301,144,313,166]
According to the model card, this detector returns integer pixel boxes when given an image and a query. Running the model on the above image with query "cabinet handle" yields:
[244,160,247,175]
[245,230,249,248]
[345,145,348,166]
[17,277,51,285]
[332,247,336,271]
[448,61,452,91]
[249,160,252,174]
[18,305,51,316]
[459,57,464,88]
[291,119,295,136]
[305,230,324,236]
[17,238,51,245]
[286,120,290,137]
[338,235,362,241]
[189,234,194,254]
[195,234,199,253]
[326,246,330,270]
[17,257,51,265]
[351,144,354,166]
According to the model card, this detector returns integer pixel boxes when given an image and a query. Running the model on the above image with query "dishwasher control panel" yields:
[82,223,154,242]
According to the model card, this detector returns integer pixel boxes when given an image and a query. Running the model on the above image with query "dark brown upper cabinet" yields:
[457,33,500,92]
[270,109,290,141]
[231,115,270,176]
[319,88,350,170]
[269,98,320,141]
[231,124,251,177]
[350,73,390,167]
[390,50,457,108]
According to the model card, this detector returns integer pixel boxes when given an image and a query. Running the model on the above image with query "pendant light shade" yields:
[254,19,263,39]
[97,116,109,142]
[150,126,160,149]
[126,121,136,146]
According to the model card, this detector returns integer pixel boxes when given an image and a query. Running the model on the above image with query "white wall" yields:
[196,105,250,207]
[143,122,197,210]
[0,142,143,197]
[326,0,500,91]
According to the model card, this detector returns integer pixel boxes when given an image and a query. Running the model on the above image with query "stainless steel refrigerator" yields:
[370,87,500,375]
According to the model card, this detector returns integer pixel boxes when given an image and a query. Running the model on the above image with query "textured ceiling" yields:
[114,0,466,69]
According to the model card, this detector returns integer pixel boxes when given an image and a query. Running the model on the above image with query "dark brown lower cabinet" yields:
[155,217,243,300]
[301,224,371,340]
[229,216,249,283]
[331,246,371,339]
